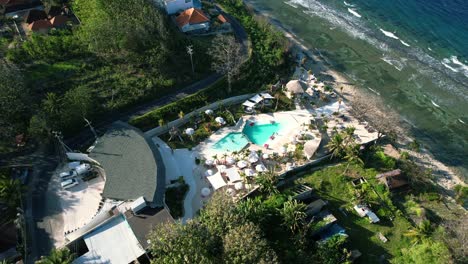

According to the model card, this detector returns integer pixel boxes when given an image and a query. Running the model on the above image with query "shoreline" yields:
[245,2,465,192]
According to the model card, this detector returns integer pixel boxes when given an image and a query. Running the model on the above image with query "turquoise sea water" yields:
[247,0,468,178]
[243,122,282,145]
[212,132,249,152]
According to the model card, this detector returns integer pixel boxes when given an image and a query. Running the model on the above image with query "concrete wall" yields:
[145,93,254,138]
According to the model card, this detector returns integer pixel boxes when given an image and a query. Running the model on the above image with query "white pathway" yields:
[152,137,198,222]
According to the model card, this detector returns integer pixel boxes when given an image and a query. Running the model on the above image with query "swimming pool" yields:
[212,132,249,152]
[242,122,282,145]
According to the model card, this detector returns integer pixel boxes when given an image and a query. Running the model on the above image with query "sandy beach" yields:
[245,1,465,193]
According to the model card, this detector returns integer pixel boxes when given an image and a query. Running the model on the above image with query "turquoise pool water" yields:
[212,133,249,152]
[242,122,282,145]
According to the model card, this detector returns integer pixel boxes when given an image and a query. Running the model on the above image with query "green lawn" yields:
[297,164,413,263]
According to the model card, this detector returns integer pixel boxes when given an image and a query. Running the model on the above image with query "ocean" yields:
[246,0,468,177]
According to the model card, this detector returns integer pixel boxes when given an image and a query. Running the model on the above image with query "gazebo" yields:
[285,80,306,99]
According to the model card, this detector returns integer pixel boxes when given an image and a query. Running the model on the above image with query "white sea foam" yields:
[428,47,432,51]
[400,40,410,47]
[379,29,399,40]
[348,8,361,18]
[451,56,468,75]
[285,1,298,8]
[343,1,355,7]
[459,119,466,124]
[431,100,440,108]
[442,62,458,72]
[381,56,405,71]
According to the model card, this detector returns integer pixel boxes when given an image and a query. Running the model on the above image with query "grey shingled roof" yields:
[89,121,165,207]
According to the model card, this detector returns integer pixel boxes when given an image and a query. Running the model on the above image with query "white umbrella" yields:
[255,164,267,172]
[237,160,248,168]
[205,109,214,115]
[215,117,225,124]
[234,182,243,190]
[185,128,195,136]
[291,136,297,145]
[280,146,288,154]
[248,155,259,163]
[205,159,214,166]
[226,156,236,165]
[244,168,256,177]
[218,165,227,172]
[201,187,211,196]
[226,188,235,196]
[205,169,214,176]
[262,153,269,160]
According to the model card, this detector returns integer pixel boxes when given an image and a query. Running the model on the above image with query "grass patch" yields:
[298,164,413,262]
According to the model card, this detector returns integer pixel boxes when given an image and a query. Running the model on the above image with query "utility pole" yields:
[12,15,23,41]
[84,117,98,141]
[52,131,72,157]
[186,45,194,74]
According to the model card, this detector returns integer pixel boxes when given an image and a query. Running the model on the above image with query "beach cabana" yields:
[244,168,256,177]
[207,174,227,190]
[205,109,214,115]
[237,160,248,169]
[225,167,242,182]
[234,182,243,190]
[226,156,236,165]
[201,187,211,197]
[205,159,214,166]
[242,100,256,113]
[285,80,306,99]
[255,164,267,172]
[250,94,263,104]
[304,139,321,160]
[260,93,275,106]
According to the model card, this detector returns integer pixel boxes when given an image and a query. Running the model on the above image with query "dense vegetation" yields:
[130,0,291,130]
[149,192,350,263]
[0,0,212,149]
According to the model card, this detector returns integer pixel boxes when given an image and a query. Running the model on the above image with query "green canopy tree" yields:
[0,62,32,139]
[73,0,171,56]
[199,192,244,235]
[36,248,76,264]
[314,235,350,264]
[0,176,24,209]
[223,222,279,264]
[392,240,451,264]
[148,221,220,264]
[255,170,279,195]
[326,133,346,159]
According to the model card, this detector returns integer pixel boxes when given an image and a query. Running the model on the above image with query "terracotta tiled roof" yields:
[175,8,209,28]
[217,14,228,24]
[50,15,67,26]
[28,19,52,31]
[24,9,47,24]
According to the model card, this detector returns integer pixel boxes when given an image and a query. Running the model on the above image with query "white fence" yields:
[144,94,254,137]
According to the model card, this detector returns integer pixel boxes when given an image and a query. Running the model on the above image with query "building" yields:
[353,204,380,223]
[68,206,174,264]
[376,169,408,190]
[164,0,195,15]
[175,7,210,33]
[23,8,46,23]
[89,121,166,208]
[27,19,52,33]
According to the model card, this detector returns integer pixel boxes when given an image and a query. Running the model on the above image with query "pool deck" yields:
[195,110,314,158]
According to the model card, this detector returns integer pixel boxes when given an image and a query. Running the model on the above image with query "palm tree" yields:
[326,133,345,159]
[212,154,218,164]
[37,248,76,264]
[404,220,433,245]
[278,198,307,233]
[255,170,278,195]
[343,144,364,175]
[222,153,228,164]
[0,178,24,208]
[178,111,185,119]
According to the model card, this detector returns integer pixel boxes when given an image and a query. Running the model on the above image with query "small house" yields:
[305,199,327,216]
[376,169,408,190]
[175,8,210,33]
[217,14,231,29]
[353,204,380,223]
